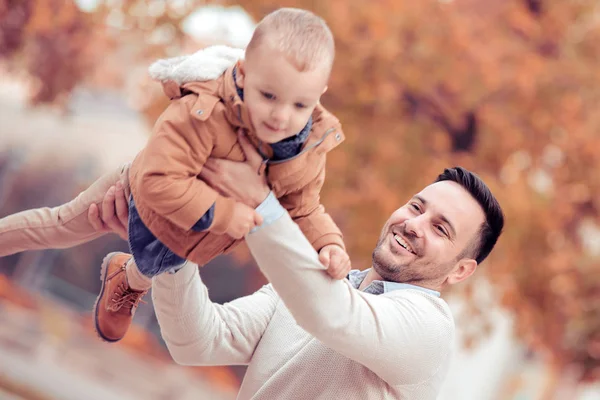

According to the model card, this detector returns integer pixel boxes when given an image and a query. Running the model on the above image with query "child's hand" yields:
[226,202,263,239]
[319,244,351,280]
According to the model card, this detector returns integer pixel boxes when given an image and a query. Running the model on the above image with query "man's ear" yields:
[236,60,246,88]
[446,258,477,285]
[322,85,328,94]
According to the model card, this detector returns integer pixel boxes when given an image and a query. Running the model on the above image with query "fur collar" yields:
[148,45,244,84]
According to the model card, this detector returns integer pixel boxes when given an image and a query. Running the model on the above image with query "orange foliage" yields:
[0,0,97,106]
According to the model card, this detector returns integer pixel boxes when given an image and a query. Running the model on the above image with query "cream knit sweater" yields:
[152,211,455,399]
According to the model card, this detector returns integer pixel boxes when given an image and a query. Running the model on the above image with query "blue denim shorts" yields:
[128,197,185,277]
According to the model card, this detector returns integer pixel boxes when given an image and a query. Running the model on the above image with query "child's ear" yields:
[236,60,246,88]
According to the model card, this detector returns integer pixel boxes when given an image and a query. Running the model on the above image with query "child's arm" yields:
[278,166,344,252]
[278,163,351,278]
[135,95,248,235]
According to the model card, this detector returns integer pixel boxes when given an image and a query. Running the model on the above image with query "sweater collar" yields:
[348,269,441,297]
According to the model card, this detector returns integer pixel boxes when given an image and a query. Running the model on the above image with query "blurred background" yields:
[1,0,599,399]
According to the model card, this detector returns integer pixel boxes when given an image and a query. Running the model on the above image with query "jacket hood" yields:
[148,45,245,84]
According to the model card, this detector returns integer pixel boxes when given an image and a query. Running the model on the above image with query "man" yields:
[89,135,504,399]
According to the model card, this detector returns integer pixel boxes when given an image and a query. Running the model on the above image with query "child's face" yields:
[237,44,330,144]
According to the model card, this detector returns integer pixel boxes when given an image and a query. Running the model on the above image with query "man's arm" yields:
[246,205,454,386]
[152,262,279,366]
[87,173,276,367]
[190,136,454,384]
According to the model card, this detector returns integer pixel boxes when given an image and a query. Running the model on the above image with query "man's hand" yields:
[88,180,129,240]
[319,244,351,280]
[200,131,270,208]
[226,202,264,239]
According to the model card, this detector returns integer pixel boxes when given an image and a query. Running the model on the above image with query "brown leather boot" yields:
[93,252,147,342]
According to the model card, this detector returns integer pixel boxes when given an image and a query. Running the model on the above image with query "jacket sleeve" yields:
[191,203,215,232]
[152,262,279,366]
[278,162,344,252]
[135,95,236,234]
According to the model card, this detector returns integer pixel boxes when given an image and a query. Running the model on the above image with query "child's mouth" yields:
[264,122,284,133]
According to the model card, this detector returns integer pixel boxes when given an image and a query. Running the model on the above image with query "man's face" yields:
[372,181,485,288]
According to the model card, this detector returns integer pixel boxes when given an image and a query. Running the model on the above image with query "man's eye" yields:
[436,225,447,236]
[411,203,421,212]
[261,92,275,100]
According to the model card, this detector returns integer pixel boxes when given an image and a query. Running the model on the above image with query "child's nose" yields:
[271,105,290,124]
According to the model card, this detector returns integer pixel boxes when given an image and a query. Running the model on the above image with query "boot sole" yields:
[93,252,125,343]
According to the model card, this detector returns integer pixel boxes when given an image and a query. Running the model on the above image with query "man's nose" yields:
[404,216,425,238]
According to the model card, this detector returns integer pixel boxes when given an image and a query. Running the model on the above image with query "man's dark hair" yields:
[435,167,504,264]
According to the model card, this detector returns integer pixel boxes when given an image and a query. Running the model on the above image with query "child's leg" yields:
[93,249,185,342]
[125,248,186,290]
[125,199,187,290]
[0,164,130,257]
[94,203,185,342]
[125,258,153,291]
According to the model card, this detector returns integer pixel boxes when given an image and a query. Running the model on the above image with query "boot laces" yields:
[107,262,147,313]
[109,283,147,313]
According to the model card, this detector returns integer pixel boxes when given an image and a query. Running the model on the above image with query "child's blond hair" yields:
[247,8,335,73]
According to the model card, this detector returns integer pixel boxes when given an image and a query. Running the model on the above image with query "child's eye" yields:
[261,91,275,100]
[295,103,307,109]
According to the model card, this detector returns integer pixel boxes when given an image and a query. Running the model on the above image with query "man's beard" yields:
[371,232,429,284]
[372,244,426,284]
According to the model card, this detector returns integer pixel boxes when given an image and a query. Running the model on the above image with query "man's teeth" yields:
[394,234,414,254]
